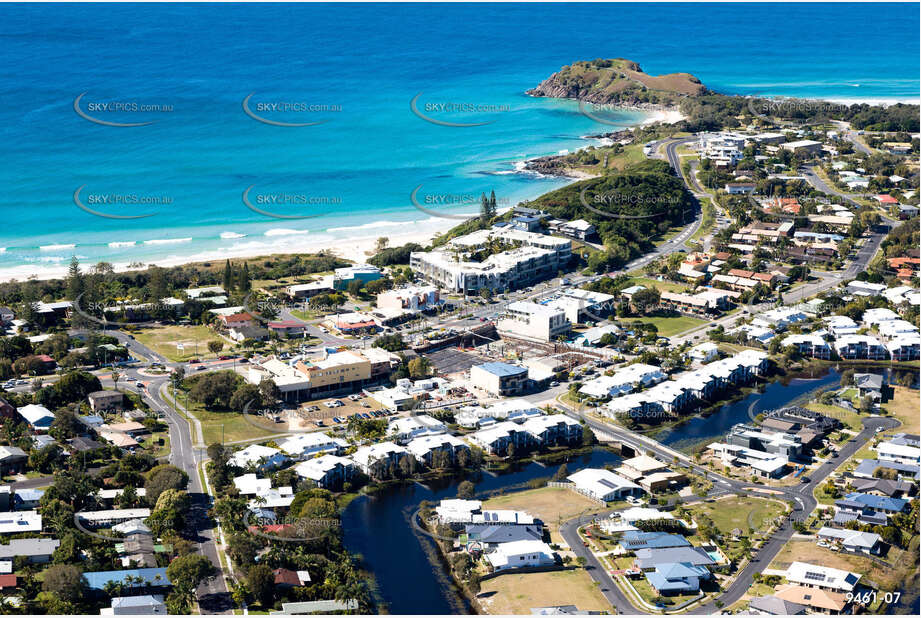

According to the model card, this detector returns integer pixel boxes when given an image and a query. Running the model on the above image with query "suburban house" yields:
[102,594,167,615]
[645,561,711,595]
[747,594,807,615]
[773,584,848,614]
[0,538,60,563]
[17,404,55,430]
[816,527,882,555]
[784,561,860,593]
[485,539,556,571]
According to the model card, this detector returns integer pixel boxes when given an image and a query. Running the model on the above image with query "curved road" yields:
[557,402,900,615]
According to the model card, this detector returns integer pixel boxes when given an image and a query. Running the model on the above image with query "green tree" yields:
[223,259,234,292]
[166,553,216,614]
[41,564,87,603]
[207,341,224,356]
[248,564,276,608]
[407,356,432,378]
[145,464,189,505]
[457,480,475,499]
[66,256,84,301]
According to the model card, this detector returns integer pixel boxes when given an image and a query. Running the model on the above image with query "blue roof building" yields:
[620,531,691,551]
[84,568,170,591]
[645,562,711,594]
[470,362,529,397]
[853,459,920,480]
[839,492,908,513]
[635,546,716,571]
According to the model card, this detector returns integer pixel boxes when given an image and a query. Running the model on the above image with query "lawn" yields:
[625,277,691,294]
[770,540,906,591]
[482,486,604,544]
[174,391,282,445]
[134,324,227,362]
[626,315,707,337]
[631,575,700,607]
[477,569,610,615]
[881,386,920,435]
[804,403,864,432]
[686,496,786,536]
[690,198,716,242]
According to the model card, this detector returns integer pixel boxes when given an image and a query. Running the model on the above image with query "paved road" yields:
[70,327,233,613]
[557,398,900,614]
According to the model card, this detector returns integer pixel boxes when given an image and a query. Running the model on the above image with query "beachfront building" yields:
[410,228,571,293]
[376,285,440,312]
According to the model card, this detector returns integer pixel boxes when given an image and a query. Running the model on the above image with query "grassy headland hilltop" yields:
[528,58,920,134]
[527,58,708,107]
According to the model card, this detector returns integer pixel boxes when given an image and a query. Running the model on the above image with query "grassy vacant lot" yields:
[175,393,281,445]
[625,276,691,294]
[626,315,707,337]
[770,540,905,591]
[686,496,786,535]
[804,403,864,432]
[881,386,920,434]
[477,569,610,615]
[482,486,603,544]
[134,325,226,362]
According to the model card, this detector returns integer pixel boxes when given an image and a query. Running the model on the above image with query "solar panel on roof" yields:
[598,479,618,489]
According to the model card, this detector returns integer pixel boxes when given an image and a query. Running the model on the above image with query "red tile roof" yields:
[0,574,17,589]
[273,568,301,587]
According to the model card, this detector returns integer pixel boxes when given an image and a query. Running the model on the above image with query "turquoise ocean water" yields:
[0,2,918,278]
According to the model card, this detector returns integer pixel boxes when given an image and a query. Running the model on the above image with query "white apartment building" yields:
[496,301,570,342]
[409,228,571,293]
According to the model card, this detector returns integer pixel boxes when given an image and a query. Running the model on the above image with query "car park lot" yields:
[298,394,389,426]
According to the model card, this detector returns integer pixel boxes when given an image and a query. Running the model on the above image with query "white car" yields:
[817,540,830,548]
